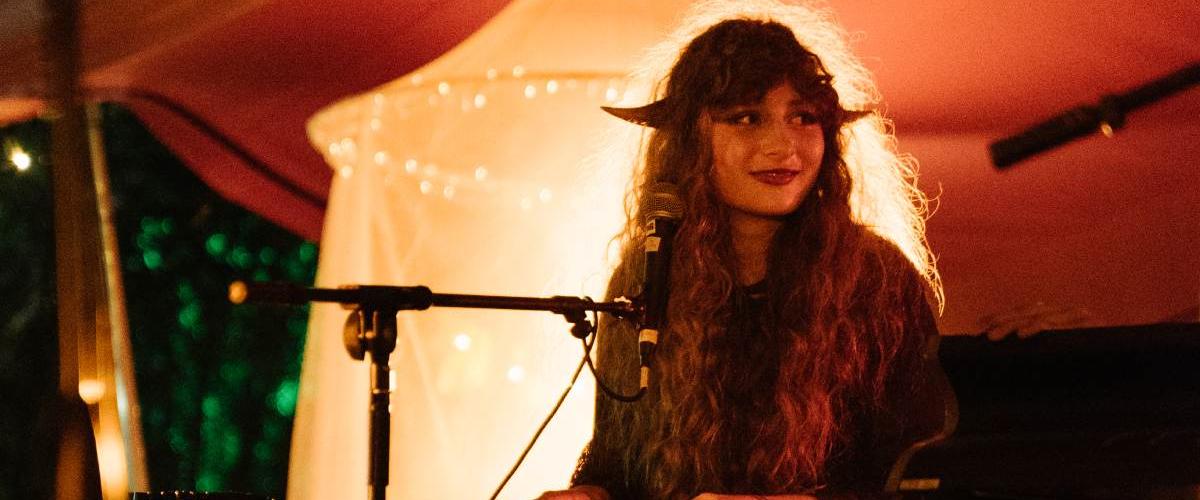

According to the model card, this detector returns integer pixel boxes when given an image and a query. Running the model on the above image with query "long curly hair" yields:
[584,1,942,498]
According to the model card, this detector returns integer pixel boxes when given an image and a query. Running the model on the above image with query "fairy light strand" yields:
[321,66,632,209]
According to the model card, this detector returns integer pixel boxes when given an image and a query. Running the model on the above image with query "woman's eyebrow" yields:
[711,104,756,116]
[788,99,816,109]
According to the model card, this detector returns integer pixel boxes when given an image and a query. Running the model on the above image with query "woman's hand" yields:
[535,485,610,500]
[978,301,1095,340]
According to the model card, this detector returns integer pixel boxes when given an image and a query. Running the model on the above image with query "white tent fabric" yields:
[291,0,690,497]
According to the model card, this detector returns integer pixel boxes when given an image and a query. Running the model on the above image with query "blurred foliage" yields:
[0,105,315,498]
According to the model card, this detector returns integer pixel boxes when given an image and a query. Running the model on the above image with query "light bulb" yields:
[453,334,471,351]
[10,149,31,171]
[506,365,526,383]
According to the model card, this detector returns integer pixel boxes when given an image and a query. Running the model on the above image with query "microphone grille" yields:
[642,182,684,222]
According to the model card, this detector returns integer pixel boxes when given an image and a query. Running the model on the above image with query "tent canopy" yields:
[1,0,1197,331]
[0,0,513,240]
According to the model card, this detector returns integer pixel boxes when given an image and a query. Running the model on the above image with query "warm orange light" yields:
[96,429,129,498]
[10,149,31,170]
[8,146,31,171]
[78,379,106,405]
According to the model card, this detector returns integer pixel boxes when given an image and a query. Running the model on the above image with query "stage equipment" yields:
[889,322,1200,499]
[637,182,683,393]
[990,62,1200,169]
[229,281,637,500]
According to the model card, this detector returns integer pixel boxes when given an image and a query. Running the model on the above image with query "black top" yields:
[572,244,947,499]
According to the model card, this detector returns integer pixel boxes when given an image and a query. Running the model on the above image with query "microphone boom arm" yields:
[229,280,640,333]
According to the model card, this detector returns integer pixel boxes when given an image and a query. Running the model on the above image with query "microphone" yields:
[988,97,1125,169]
[989,62,1200,169]
[638,182,683,391]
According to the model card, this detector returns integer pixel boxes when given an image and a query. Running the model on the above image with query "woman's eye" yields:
[722,112,757,125]
[789,112,818,125]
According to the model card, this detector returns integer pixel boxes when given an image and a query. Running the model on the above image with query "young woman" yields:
[542,2,947,498]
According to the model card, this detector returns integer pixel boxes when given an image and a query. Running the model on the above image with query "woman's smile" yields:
[750,168,803,186]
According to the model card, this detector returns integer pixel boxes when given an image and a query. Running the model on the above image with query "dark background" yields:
[0,104,315,499]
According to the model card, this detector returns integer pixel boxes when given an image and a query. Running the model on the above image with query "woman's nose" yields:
[760,121,798,159]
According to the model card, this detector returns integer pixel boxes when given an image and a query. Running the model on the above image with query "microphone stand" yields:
[229,281,638,500]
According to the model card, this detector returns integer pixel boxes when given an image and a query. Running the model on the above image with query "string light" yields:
[506,365,526,383]
[10,148,31,171]
[314,66,630,209]
[453,333,472,351]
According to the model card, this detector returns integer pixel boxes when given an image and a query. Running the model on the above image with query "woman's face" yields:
[707,82,825,222]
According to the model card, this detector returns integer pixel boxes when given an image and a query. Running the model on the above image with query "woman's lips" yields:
[750,169,801,185]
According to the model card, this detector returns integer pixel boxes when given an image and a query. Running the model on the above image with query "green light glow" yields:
[178,303,201,330]
[1,105,318,499]
[298,242,317,263]
[176,282,196,302]
[258,247,277,265]
[205,233,229,257]
[143,249,163,270]
[140,217,162,236]
[219,362,249,385]
[273,379,298,417]
[202,395,222,419]
[230,246,253,269]
[197,473,219,491]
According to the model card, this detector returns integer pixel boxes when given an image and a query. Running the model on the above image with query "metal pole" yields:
[47,38,146,500]
[87,104,149,494]
[44,0,107,498]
